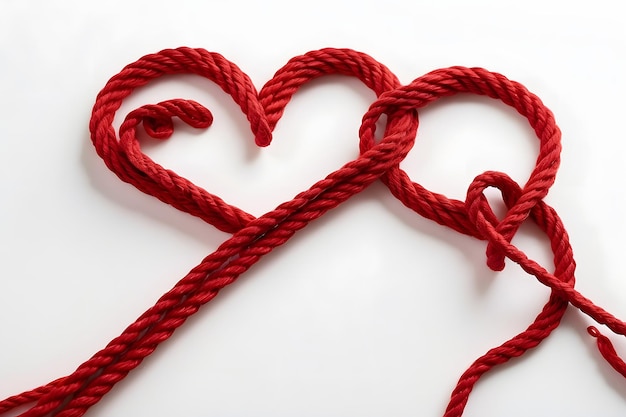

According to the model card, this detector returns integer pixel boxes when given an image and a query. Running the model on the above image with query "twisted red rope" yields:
[2,47,625,417]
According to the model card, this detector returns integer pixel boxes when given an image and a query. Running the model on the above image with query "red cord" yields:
[2,47,625,417]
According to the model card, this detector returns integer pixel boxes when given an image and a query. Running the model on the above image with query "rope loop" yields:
[464,170,526,270]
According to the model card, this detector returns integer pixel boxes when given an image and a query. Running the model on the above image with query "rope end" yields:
[486,256,505,272]
[588,326,601,338]
[587,325,626,379]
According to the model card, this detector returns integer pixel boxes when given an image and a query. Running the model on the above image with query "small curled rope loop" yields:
[133,99,214,140]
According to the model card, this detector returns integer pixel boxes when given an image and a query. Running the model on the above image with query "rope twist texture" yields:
[2,47,625,417]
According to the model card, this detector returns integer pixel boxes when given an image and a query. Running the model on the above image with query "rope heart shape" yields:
[2,47,626,417]
[92,47,411,233]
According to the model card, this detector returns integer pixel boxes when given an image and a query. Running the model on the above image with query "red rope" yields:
[2,47,626,417]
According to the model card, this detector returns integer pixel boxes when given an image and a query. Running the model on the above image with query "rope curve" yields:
[2,46,625,417]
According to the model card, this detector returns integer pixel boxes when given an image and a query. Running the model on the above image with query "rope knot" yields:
[465,171,524,271]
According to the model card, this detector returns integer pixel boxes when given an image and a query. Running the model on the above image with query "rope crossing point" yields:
[2,47,626,416]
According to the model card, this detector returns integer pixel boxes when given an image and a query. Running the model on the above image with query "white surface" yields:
[1,1,626,416]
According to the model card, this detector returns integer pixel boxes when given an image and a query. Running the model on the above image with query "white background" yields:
[1,1,626,416]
